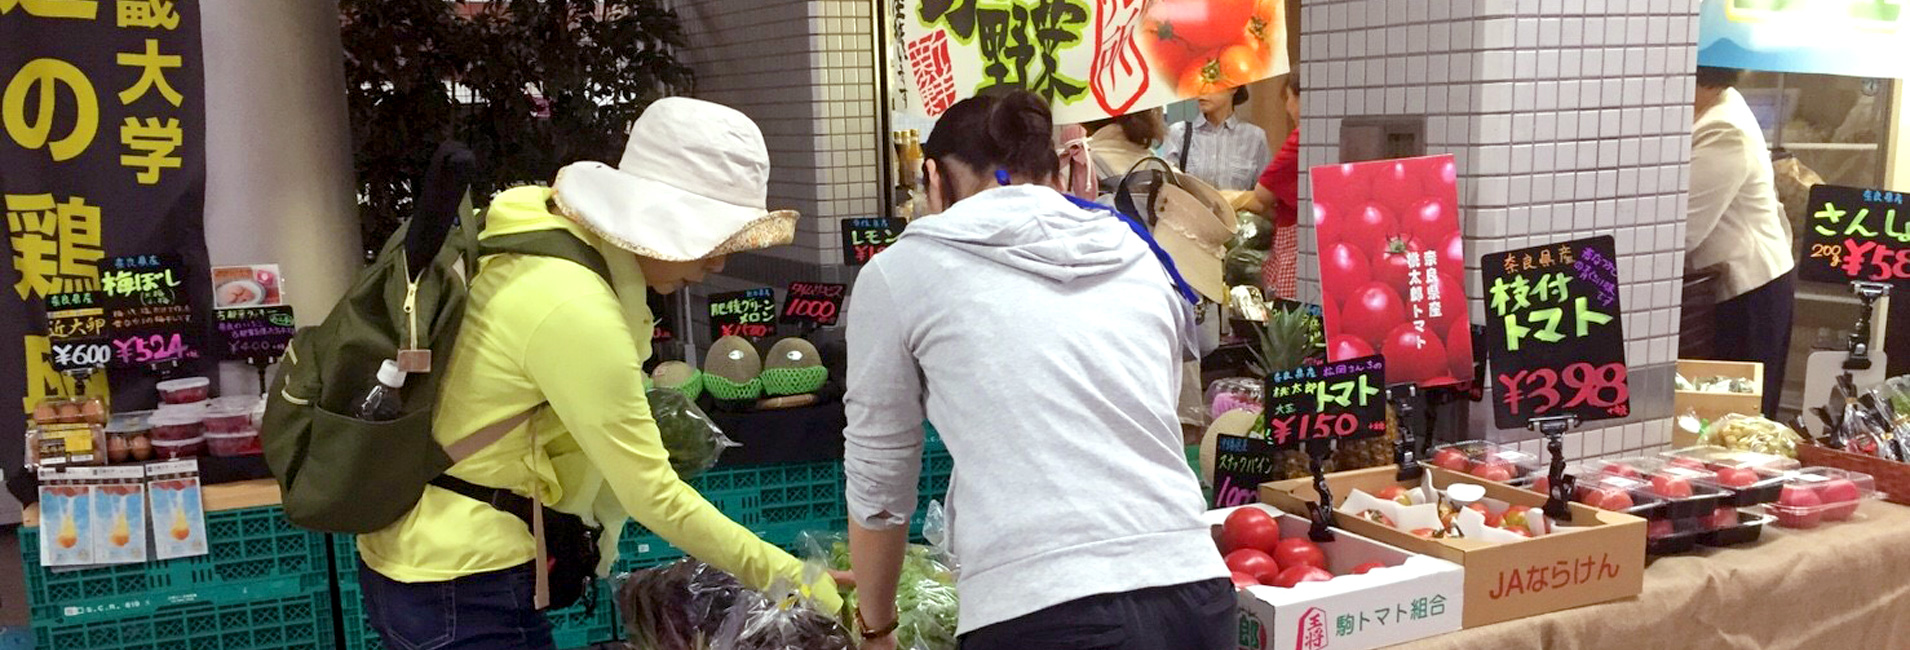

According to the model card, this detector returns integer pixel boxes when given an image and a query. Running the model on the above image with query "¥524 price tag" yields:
[1483,236,1630,429]
[1264,355,1387,448]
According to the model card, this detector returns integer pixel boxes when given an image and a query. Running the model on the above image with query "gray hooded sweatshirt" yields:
[843,185,1230,634]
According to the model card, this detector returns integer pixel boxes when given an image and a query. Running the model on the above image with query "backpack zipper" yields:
[401,251,420,354]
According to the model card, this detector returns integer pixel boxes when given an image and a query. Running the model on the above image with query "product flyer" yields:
[147,461,208,561]
[37,469,95,567]
[93,467,149,565]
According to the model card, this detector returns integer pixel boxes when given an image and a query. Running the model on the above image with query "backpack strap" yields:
[478,230,612,282]
[1178,120,1194,171]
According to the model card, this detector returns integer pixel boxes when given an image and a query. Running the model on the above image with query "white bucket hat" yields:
[551,97,798,261]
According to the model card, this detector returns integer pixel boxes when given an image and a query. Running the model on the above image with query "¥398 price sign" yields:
[1263,354,1387,448]
[1800,184,1910,286]
[1483,236,1629,429]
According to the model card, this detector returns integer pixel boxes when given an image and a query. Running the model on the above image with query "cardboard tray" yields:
[1261,466,1646,628]
[1208,505,1464,650]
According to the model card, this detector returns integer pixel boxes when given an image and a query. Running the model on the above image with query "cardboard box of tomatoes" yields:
[1260,467,1646,628]
[1207,504,1464,650]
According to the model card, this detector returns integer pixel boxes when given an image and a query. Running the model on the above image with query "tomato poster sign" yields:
[1799,184,1910,287]
[896,0,1289,123]
[1263,354,1387,448]
[1482,236,1630,429]
[1313,155,1471,388]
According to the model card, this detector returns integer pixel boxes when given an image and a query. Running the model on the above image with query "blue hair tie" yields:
[995,169,1011,186]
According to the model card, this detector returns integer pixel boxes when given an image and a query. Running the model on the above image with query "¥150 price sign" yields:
[1483,236,1629,429]
[1263,354,1387,448]
[1800,184,1910,286]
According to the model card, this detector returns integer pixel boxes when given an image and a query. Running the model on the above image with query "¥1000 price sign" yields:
[1800,184,1910,286]
[1483,236,1629,429]
[1263,354,1387,448]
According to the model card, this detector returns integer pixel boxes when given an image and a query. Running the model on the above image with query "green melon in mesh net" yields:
[703,373,763,401]
[762,365,828,396]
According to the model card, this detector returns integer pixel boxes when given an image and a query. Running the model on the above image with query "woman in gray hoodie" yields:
[842,89,1233,650]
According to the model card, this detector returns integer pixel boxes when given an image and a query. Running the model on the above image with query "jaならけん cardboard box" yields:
[1206,504,1463,650]
[1260,466,1645,628]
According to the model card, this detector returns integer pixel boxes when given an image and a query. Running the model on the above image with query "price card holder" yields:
[1389,384,1425,482]
[1529,415,1580,522]
[707,288,777,341]
[1482,236,1630,430]
[101,255,197,374]
[1844,281,1891,371]
[1266,354,1387,541]
[45,291,110,383]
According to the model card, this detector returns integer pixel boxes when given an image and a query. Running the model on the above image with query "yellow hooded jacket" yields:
[358,186,837,612]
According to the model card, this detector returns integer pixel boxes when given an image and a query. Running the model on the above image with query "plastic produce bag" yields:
[617,559,852,650]
[800,531,960,650]
[647,387,738,480]
[709,572,854,650]
[1702,413,1806,458]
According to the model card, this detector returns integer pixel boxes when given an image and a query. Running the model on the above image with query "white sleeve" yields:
[842,262,927,530]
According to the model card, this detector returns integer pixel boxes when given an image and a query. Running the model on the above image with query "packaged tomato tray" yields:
[1660,445,1799,507]
[1764,467,1876,530]
[1582,458,1726,521]
[1426,440,1542,485]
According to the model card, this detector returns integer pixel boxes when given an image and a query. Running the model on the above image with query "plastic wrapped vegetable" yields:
[648,387,738,480]
[802,532,960,650]
[1702,413,1806,458]
[709,577,855,650]
[618,559,852,650]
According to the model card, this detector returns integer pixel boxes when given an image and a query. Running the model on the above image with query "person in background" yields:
[1161,86,1272,191]
[1083,107,1168,192]
[843,89,1232,650]
[1253,73,1302,299]
[1687,66,1796,416]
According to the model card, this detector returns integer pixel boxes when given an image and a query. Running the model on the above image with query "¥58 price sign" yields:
[1800,184,1910,286]
[1263,355,1387,448]
[1483,237,1629,429]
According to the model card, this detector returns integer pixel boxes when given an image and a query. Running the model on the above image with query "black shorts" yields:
[959,578,1235,650]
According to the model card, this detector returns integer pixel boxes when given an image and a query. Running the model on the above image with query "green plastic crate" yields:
[20,505,331,626]
[331,535,617,650]
[32,586,335,650]
[613,459,848,573]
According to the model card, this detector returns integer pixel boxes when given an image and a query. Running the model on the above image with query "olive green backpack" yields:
[260,203,609,534]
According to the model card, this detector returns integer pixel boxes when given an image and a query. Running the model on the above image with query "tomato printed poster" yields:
[896,0,1289,123]
[1312,155,1472,388]
[1481,236,1630,430]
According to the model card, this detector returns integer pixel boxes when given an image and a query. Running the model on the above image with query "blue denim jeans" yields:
[359,562,556,650]
[958,578,1235,650]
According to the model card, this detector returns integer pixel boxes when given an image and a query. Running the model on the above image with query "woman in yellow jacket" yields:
[356,98,840,650]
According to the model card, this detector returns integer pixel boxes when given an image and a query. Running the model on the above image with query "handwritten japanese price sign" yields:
[780,282,846,328]
[896,0,1288,122]
[44,291,110,373]
[1211,434,1276,508]
[101,255,196,368]
[707,288,776,340]
[1800,184,1910,287]
[1482,237,1629,429]
[841,218,904,266]
[215,305,294,362]
[1264,354,1387,448]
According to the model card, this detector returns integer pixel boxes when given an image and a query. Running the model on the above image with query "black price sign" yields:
[1483,236,1629,429]
[216,306,295,362]
[841,217,904,266]
[780,282,846,327]
[44,292,110,373]
[1263,354,1387,448]
[707,288,776,340]
[101,255,198,368]
[1211,434,1277,509]
[1799,184,1910,286]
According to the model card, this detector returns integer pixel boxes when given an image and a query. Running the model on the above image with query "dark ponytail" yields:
[922,88,1060,183]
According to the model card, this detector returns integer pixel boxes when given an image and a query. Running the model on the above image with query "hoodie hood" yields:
[901,185,1145,284]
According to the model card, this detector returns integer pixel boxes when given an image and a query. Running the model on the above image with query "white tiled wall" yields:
[1301,0,1699,458]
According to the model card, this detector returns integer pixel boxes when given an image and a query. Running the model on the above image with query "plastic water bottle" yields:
[354,360,406,421]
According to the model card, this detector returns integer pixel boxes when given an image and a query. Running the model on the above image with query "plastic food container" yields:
[151,436,203,460]
[1698,509,1774,547]
[103,411,154,463]
[1427,440,1543,484]
[1765,467,1876,530]
[155,377,211,405]
[1584,457,1726,520]
[1205,377,1264,419]
[1645,516,1706,555]
[30,397,106,426]
[1661,445,1798,507]
[30,423,107,467]
[147,408,204,444]
[204,396,259,434]
[206,430,261,457]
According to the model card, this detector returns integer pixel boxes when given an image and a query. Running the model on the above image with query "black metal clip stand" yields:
[147,358,182,380]
[1529,415,1580,522]
[1304,438,1337,542]
[1389,384,1424,482]
[1845,282,1891,372]
[246,357,278,396]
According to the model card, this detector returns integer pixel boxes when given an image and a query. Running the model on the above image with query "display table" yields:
[1403,500,1910,650]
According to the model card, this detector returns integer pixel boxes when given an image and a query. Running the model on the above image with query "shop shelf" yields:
[332,536,617,650]
[20,505,330,626]
[32,586,335,650]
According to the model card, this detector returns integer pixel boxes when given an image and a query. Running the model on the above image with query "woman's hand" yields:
[828,569,857,590]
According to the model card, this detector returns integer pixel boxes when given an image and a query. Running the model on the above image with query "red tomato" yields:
[1602,463,1642,479]
[1447,318,1474,379]
[1775,485,1823,528]
[1370,236,1422,291]
[1583,487,1635,511]
[1136,18,1202,82]
[1432,157,1458,190]
[1350,562,1387,575]
[1647,519,1673,539]
[1401,197,1457,246]
[1338,203,1397,256]
[1708,506,1739,530]
[1272,538,1328,571]
[1147,0,1258,50]
[1820,479,1861,521]
[1439,232,1466,271]
[1651,474,1693,499]
[1231,571,1261,589]
[1216,43,1262,86]
[1310,202,1337,243]
[1225,549,1281,577]
[1667,456,1705,470]
[1327,334,1375,361]
[1320,242,1372,301]
[1714,466,1759,489]
[1221,507,1283,554]
[1322,296,1341,337]
[1377,485,1412,505]
[1177,58,1226,97]
[1373,161,1426,212]
[1431,448,1470,472]
[1470,462,1515,483]
[1268,565,1335,588]
[1381,323,1449,385]
[1340,283,1405,349]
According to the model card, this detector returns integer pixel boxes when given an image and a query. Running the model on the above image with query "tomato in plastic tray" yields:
[1697,510,1773,548]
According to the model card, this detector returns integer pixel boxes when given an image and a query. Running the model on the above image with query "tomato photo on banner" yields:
[1481,236,1630,430]
[896,0,1288,123]
[1311,154,1471,388]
